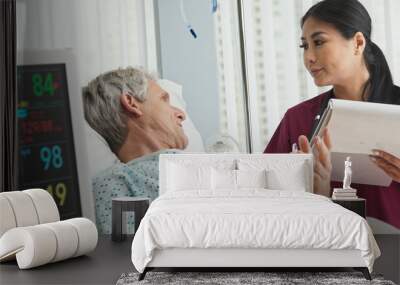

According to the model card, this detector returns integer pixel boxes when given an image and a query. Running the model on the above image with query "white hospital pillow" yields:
[168,163,211,191]
[158,79,205,153]
[84,123,120,177]
[236,169,267,189]
[211,168,236,190]
[266,163,307,191]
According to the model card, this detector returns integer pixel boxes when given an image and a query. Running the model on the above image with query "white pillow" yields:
[84,123,120,178]
[211,168,236,190]
[236,169,267,189]
[211,169,267,190]
[266,163,307,191]
[168,163,211,191]
[237,157,310,192]
[157,79,205,153]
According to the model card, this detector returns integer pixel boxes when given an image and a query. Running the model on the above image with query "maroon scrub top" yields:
[264,91,400,230]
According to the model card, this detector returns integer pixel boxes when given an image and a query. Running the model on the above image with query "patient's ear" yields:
[120,93,143,117]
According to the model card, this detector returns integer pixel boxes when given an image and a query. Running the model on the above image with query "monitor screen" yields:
[17,63,81,219]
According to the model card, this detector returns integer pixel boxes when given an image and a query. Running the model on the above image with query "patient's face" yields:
[141,80,188,149]
[301,17,361,87]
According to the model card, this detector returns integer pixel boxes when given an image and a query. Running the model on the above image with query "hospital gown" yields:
[92,149,179,234]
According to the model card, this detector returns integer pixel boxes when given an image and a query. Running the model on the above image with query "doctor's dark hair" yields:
[301,0,398,104]
[83,67,154,153]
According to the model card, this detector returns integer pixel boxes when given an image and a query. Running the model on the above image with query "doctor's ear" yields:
[120,93,143,117]
[353,32,366,55]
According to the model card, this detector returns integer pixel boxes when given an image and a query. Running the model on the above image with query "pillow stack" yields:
[164,155,312,194]
[0,189,98,269]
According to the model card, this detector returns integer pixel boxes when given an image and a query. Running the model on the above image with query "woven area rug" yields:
[116,271,395,285]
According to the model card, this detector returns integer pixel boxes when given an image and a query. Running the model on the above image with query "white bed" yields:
[131,154,380,280]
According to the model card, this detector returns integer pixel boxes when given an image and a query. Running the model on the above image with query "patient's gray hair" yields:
[83,67,155,153]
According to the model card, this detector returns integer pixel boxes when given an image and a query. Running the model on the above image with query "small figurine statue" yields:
[343,156,353,190]
[332,156,357,199]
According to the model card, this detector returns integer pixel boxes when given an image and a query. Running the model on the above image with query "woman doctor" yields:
[264,0,400,229]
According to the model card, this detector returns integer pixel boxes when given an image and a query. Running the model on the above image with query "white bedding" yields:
[131,190,380,273]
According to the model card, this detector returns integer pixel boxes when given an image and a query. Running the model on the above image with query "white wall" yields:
[17,0,148,89]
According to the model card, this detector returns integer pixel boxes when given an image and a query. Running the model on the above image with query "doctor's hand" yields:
[298,128,332,197]
[370,150,400,183]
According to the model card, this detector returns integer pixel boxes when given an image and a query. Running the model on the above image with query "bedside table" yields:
[112,197,150,242]
[332,198,366,218]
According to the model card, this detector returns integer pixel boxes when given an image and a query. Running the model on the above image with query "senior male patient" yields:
[83,67,188,234]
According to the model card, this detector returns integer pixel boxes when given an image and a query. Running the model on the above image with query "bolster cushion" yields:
[0,218,98,269]
[0,189,60,237]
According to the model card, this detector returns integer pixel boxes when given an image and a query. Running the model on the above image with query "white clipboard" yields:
[312,99,400,187]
